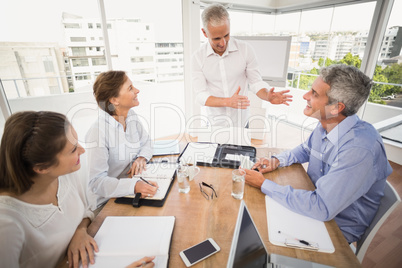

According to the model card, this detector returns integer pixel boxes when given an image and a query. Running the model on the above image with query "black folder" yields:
[178,142,256,169]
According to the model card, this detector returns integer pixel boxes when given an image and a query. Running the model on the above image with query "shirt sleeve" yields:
[192,51,211,105]
[261,147,377,222]
[244,43,270,94]
[86,126,138,201]
[136,118,153,161]
[0,215,23,268]
[275,135,313,167]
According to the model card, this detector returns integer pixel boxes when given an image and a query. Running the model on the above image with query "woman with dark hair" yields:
[86,71,157,209]
[0,111,96,267]
[0,111,155,268]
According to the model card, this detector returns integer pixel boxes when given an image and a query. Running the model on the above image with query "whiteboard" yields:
[234,36,291,87]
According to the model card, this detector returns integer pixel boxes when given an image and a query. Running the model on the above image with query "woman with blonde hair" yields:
[86,71,158,209]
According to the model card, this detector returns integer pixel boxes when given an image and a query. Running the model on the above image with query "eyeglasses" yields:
[199,181,218,200]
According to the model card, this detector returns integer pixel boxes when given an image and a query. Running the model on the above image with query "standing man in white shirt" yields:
[192,3,292,127]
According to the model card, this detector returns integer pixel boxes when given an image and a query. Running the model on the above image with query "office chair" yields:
[355,180,401,262]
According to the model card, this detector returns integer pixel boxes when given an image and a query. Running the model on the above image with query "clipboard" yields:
[114,162,177,208]
[178,142,256,169]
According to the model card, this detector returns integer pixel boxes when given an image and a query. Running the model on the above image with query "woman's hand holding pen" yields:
[128,157,147,177]
[135,180,159,198]
[252,157,280,173]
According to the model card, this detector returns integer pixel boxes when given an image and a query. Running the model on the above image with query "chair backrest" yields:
[356,180,401,262]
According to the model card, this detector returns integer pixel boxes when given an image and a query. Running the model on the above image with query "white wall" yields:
[363,102,402,124]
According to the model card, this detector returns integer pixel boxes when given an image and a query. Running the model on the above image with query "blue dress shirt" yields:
[262,114,393,243]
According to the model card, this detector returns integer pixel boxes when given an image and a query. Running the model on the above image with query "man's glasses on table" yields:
[199,181,218,200]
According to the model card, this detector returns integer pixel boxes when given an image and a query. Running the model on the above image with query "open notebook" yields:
[118,162,177,201]
[227,201,333,268]
[131,162,177,200]
[88,216,175,268]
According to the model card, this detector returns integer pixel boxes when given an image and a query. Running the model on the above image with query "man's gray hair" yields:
[201,3,230,31]
[320,64,373,116]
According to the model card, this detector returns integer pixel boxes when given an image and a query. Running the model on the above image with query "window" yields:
[75,72,91,80]
[70,37,86,42]
[64,23,80,29]
[91,57,106,66]
[131,56,153,63]
[103,0,184,139]
[72,58,89,67]
[42,56,55,72]
[88,23,93,29]
[72,47,86,56]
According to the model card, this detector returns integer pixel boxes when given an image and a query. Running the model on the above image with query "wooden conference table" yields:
[58,146,361,268]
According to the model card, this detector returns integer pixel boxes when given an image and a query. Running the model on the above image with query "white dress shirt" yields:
[192,38,269,127]
[0,172,94,268]
[86,108,153,207]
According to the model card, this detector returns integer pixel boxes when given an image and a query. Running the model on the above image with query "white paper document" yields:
[239,155,254,169]
[265,196,335,253]
[90,216,175,268]
[225,154,241,161]
[134,162,177,179]
[179,142,218,164]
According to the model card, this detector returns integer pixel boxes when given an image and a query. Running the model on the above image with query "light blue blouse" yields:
[86,108,152,207]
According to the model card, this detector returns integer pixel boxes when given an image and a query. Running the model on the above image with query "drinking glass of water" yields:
[231,169,246,200]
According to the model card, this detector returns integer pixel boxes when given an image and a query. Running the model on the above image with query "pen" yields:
[278,231,312,246]
[252,164,266,171]
[139,177,159,191]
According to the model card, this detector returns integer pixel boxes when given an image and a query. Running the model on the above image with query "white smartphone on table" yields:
[179,238,220,267]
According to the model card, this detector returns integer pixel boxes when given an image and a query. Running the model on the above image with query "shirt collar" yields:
[99,108,120,128]
[320,114,359,144]
[206,38,238,57]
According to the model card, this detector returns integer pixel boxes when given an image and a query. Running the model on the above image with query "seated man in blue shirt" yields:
[244,64,393,243]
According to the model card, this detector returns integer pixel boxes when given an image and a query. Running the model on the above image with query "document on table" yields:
[179,142,218,164]
[89,216,175,268]
[265,196,335,253]
[153,139,180,156]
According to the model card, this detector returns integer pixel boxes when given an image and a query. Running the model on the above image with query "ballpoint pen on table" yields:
[278,231,313,247]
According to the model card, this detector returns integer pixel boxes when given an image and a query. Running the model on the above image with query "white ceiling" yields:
[200,0,371,13]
